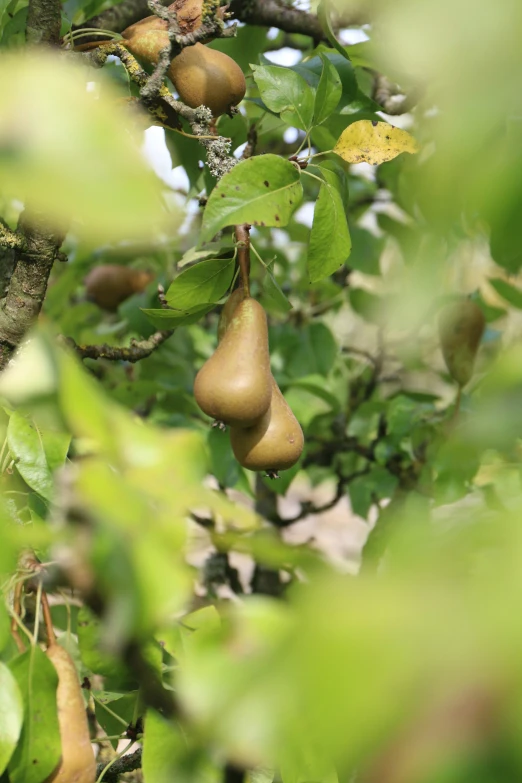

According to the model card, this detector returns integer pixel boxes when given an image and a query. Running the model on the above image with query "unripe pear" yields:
[84,265,153,311]
[194,297,272,426]
[438,299,485,387]
[44,644,96,783]
[230,377,304,472]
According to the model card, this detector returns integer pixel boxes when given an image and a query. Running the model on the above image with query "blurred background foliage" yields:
[2,0,522,781]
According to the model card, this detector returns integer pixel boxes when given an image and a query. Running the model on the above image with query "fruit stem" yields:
[235,224,251,298]
[10,579,26,653]
[41,590,57,647]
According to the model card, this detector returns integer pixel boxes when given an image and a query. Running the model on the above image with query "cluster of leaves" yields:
[2,0,522,781]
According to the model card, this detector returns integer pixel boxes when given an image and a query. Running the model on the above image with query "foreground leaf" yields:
[0,50,169,243]
[201,155,303,242]
[8,648,61,783]
[334,120,420,164]
[0,662,23,775]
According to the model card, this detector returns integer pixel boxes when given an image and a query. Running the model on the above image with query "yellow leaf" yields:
[333,120,420,165]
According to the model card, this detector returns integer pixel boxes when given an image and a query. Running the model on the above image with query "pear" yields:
[84,265,153,311]
[230,377,304,472]
[45,644,96,783]
[168,44,246,117]
[217,286,245,343]
[194,298,272,426]
[438,299,485,387]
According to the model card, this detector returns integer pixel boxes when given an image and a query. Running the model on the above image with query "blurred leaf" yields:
[166,257,236,310]
[349,288,382,323]
[251,65,315,131]
[143,304,216,330]
[317,1,351,61]
[488,278,522,309]
[0,50,169,243]
[334,120,420,164]
[308,167,351,282]
[201,156,303,242]
[8,648,60,783]
[314,54,343,125]
[7,412,54,500]
[0,662,23,776]
[348,227,384,275]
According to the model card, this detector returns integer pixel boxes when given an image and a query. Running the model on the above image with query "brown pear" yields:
[194,298,272,426]
[230,377,304,472]
[438,299,485,387]
[168,44,246,117]
[217,286,245,343]
[45,644,96,783]
[84,265,153,311]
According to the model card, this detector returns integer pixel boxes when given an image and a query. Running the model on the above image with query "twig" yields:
[11,580,26,653]
[63,329,174,363]
[95,747,142,782]
[0,220,26,251]
[41,590,57,646]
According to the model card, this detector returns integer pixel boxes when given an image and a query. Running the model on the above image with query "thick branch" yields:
[77,0,169,36]
[229,0,324,38]
[26,0,62,44]
[64,329,173,363]
[82,0,327,40]
[0,212,65,371]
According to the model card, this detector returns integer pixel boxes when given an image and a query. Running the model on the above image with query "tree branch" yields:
[81,0,328,41]
[26,0,62,44]
[64,329,174,363]
[0,212,65,371]
[228,0,324,39]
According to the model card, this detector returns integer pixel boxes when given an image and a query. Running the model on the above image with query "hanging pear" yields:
[230,377,304,472]
[84,265,153,311]
[438,299,485,387]
[194,298,272,426]
[217,285,245,343]
[44,643,96,783]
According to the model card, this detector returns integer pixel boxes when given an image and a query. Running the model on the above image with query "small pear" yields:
[217,286,245,343]
[44,644,96,783]
[84,265,153,311]
[168,44,246,117]
[230,377,304,472]
[438,299,485,387]
[194,298,272,426]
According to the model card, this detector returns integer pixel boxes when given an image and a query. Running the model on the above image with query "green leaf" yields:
[308,168,351,283]
[0,50,169,244]
[7,412,53,500]
[251,65,315,131]
[166,257,236,310]
[142,304,216,330]
[314,54,342,125]
[350,288,382,323]
[201,155,303,243]
[142,709,218,783]
[262,267,292,313]
[488,277,522,309]
[0,662,23,775]
[8,648,61,783]
[41,430,71,473]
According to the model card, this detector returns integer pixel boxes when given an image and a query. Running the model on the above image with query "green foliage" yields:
[2,1,522,781]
